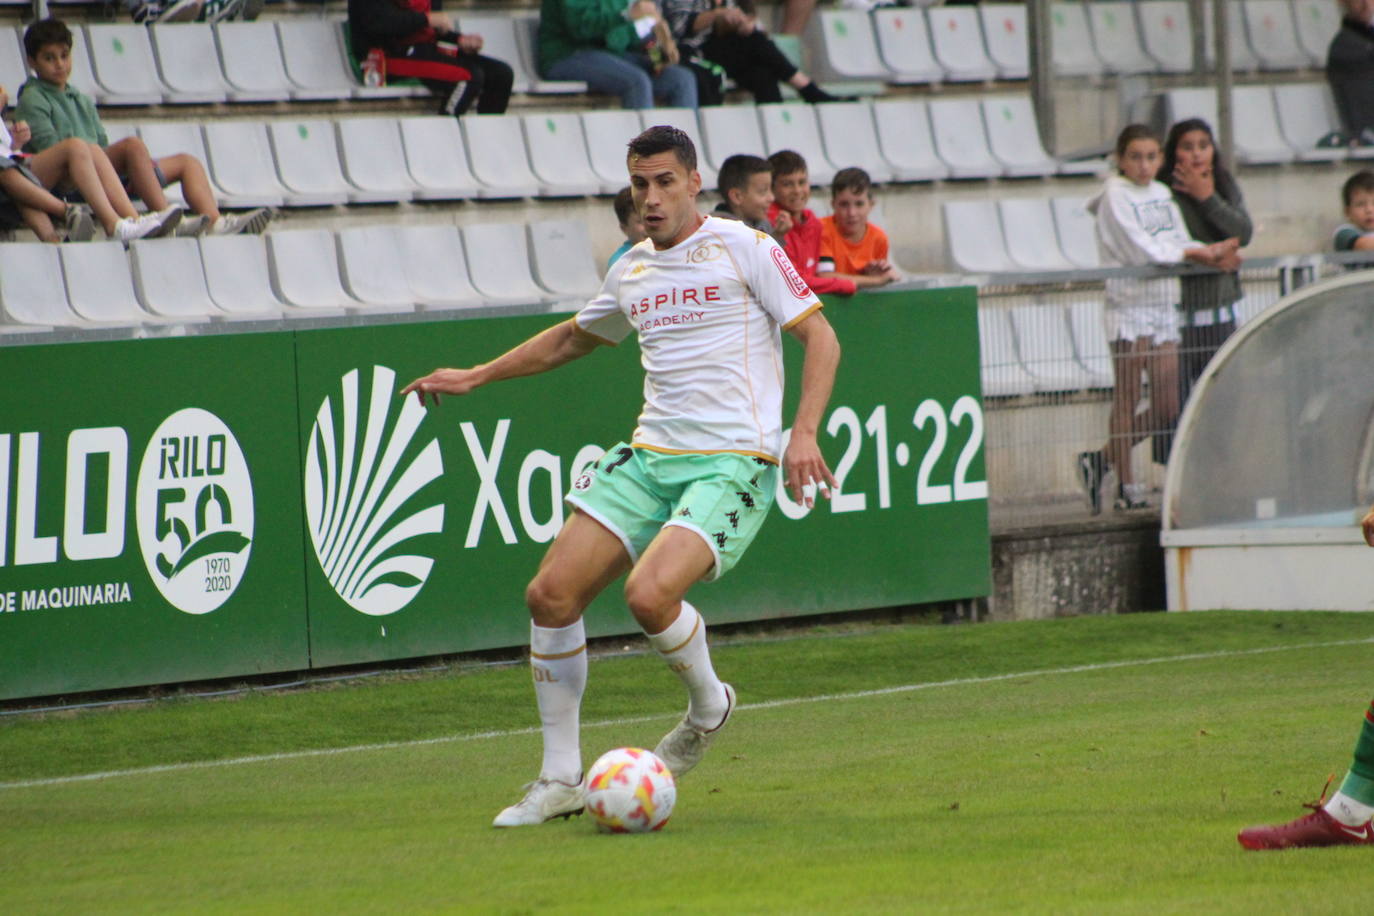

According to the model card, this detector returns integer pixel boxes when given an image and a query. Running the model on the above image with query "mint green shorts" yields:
[565,443,778,581]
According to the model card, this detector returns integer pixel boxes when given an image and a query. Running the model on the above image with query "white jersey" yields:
[1088,174,1203,310]
[574,215,822,462]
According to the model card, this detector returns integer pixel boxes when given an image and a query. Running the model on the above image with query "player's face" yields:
[732,172,774,223]
[831,187,873,238]
[1119,138,1161,186]
[772,170,810,215]
[1174,129,1214,173]
[1347,188,1374,231]
[29,43,72,88]
[629,151,702,250]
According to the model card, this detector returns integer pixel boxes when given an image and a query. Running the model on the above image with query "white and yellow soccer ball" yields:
[585,747,677,833]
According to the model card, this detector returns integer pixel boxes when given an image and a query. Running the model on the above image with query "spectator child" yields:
[17,18,271,237]
[608,185,647,268]
[348,0,513,117]
[712,153,777,238]
[1077,124,1239,514]
[817,167,900,290]
[765,149,855,296]
[1333,170,1374,253]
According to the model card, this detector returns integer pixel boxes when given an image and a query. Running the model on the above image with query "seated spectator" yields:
[1333,170,1374,254]
[125,0,261,24]
[664,0,845,105]
[348,0,513,116]
[765,149,854,296]
[17,19,271,237]
[538,0,697,110]
[712,153,778,238]
[608,185,646,268]
[1328,0,1374,143]
[817,167,900,290]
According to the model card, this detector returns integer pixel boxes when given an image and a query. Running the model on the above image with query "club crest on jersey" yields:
[771,246,813,299]
[688,241,724,263]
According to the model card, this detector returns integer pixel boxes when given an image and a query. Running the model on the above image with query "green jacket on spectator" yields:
[537,0,639,74]
[15,77,108,152]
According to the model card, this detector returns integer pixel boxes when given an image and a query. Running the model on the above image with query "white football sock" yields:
[646,601,727,729]
[530,619,587,785]
[1325,789,1374,827]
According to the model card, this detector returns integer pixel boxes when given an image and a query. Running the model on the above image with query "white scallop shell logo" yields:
[304,366,445,616]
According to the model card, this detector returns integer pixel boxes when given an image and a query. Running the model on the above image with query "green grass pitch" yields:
[4,611,1374,914]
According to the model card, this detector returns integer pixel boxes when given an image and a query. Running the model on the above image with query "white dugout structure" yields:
[1163,270,1374,611]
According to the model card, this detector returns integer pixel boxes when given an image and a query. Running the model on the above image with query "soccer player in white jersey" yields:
[402,125,842,828]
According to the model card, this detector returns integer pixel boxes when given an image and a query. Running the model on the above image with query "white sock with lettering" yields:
[530,619,586,785]
[1325,790,1374,827]
[645,602,727,730]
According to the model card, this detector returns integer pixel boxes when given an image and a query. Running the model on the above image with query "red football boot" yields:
[1239,780,1374,850]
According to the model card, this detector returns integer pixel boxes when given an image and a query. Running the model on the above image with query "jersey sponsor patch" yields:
[771,245,813,300]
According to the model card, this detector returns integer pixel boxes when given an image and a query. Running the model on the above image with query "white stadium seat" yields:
[0,243,80,328]
[1051,197,1101,269]
[511,13,589,93]
[928,6,998,82]
[461,222,551,305]
[757,104,836,187]
[135,121,206,207]
[1136,1,1194,74]
[198,234,287,319]
[528,219,603,302]
[1201,0,1261,72]
[1273,83,1355,162]
[1086,1,1157,74]
[871,99,949,182]
[999,199,1074,270]
[699,106,767,177]
[1068,300,1116,388]
[203,121,287,208]
[977,308,1037,397]
[981,96,1058,178]
[872,8,943,84]
[1009,304,1099,392]
[929,98,1003,179]
[581,109,646,194]
[336,118,420,202]
[214,21,296,103]
[275,20,357,101]
[804,10,893,83]
[943,200,1016,273]
[129,238,224,321]
[397,224,485,310]
[0,30,28,97]
[337,226,418,310]
[463,114,541,199]
[1050,3,1104,77]
[979,3,1030,80]
[1295,0,1340,67]
[267,119,352,207]
[522,113,602,197]
[61,242,174,326]
[816,102,894,184]
[1242,0,1310,71]
[399,117,484,200]
[83,24,164,105]
[267,229,363,313]
[149,23,230,104]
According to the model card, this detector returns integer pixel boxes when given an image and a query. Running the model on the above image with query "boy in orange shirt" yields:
[818,167,901,289]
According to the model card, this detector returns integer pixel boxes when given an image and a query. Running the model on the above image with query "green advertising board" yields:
[0,287,987,699]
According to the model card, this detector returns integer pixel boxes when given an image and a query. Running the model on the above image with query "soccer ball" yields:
[585,747,677,833]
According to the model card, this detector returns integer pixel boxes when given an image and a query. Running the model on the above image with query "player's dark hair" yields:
[627,125,697,173]
[24,18,72,60]
[831,167,872,198]
[1161,118,1236,195]
[768,149,808,180]
[716,154,771,199]
[1343,170,1374,207]
[613,186,635,226]
[1113,123,1160,167]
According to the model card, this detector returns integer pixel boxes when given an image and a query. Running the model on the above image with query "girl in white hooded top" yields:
[1077,124,1240,512]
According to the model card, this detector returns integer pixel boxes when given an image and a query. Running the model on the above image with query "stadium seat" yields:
[274,20,360,101]
[1067,300,1116,388]
[462,115,540,199]
[61,242,178,326]
[198,234,288,319]
[203,121,288,208]
[0,243,82,328]
[757,104,836,187]
[976,307,1037,397]
[522,113,603,197]
[1294,0,1340,67]
[1086,1,1157,74]
[133,122,202,208]
[103,122,140,145]
[83,24,165,105]
[1051,197,1100,269]
[336,118,421,202]
[804,10,893,84]
[464,14,584,94]
[870,99,949,182]
[128,238,225,321]
[1201,0,1261,72]
[267,120,352,207]
[0,29,29,97]
[527,219,603,303]
[149,23,230,104]
[398,117,484,200]
[872,8,943,84]
[981,96,1058,178]
[461,222,552,305]
[396,224,484,309]
[214,21,296,103]
[928,98,1003,179]
[1164,87,1294,164]
[998,198,1074,270]
[943,200,1016,273]
[927,6,999,82]
[511,13,589,93]
[642,109,717,190]
[816,102,894,185]
[267,229,365,313]
[581,109,645,194]
[1009,304,1100,392]
[1050,3,1104,76]
[1242,0,1310,71]
[1136,1,1194,74]
[1273,83,1356,162]
[979,3,1030,81]
[337,226,419,309]
[699,106,767,178]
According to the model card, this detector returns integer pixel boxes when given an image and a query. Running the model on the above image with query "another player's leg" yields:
[1239,699,1374,850]
[492,511,631,828]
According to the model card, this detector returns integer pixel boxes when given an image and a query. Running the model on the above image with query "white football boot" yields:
[653,682,735,780]
[491,777,586,828]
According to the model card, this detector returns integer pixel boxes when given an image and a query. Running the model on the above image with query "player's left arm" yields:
[783,310,841,508]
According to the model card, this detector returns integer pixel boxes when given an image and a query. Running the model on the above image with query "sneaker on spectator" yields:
[144,205,184,239]
[112,215,160,243]
[62,204,96,243]
[174,214,208,237]
[130,0,203,24]
[201,0,246,24]
[208,208,273,236]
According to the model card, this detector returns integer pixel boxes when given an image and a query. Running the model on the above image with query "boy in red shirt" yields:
[818,167,902,289]
[766,149,855,296]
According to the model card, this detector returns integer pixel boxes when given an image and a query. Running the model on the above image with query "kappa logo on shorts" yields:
[736,491,756,510]
[676,507,692,517]
[725,510,740,531]
[770,245,813,300]
[713,531,728,548]
[574,473,594,491]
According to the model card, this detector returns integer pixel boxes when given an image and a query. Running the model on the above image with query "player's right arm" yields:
[401,318,603,407]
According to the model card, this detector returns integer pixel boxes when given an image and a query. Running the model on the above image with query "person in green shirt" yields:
[538,0,696,109]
